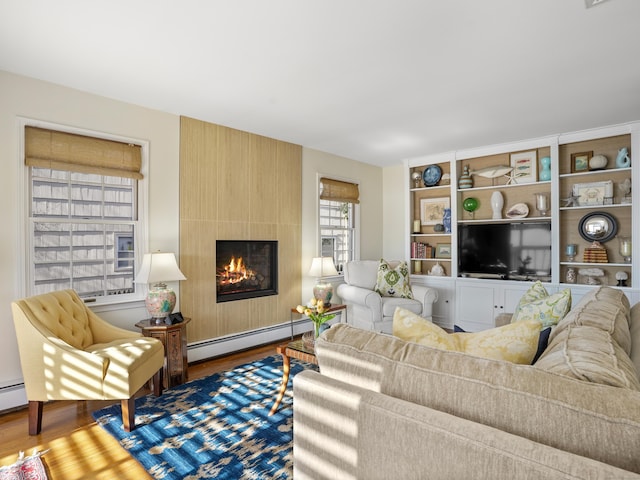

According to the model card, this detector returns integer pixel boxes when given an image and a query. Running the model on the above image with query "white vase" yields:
[491,191,504,219]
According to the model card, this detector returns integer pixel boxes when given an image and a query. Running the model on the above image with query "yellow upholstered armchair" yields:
[11,289,165,434]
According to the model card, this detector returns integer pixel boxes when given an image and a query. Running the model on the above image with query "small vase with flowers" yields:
[296,298,336,349]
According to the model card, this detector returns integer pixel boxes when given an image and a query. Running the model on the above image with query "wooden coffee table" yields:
[269,339,318,416]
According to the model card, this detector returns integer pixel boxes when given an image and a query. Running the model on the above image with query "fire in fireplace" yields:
[216,240,278,303]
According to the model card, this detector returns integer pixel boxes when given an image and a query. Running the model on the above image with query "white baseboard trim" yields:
[187,319,313,363]
[0,381,27,412]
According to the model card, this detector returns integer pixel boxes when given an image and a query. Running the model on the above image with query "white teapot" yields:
[429,262,445,276]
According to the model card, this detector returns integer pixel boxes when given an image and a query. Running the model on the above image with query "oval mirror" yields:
[578,211,618,243]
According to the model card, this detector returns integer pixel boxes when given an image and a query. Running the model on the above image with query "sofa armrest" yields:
[411,284,439,317]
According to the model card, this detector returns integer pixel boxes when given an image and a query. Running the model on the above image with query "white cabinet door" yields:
[411,276,454,330]
[455,281,532,331]
[455,283,496,331]
[431,280,454,330]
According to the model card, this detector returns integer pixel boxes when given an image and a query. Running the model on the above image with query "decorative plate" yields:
[505,203,529,219]
[422,165,442,187]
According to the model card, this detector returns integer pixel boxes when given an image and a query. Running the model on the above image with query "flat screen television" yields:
[458,221,552,281]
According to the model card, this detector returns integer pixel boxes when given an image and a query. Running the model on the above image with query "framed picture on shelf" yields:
[436,243,452,259]
[570,151,592,173]
[510,150,537,184]
[420,197,450,225]
[572,180,613,206]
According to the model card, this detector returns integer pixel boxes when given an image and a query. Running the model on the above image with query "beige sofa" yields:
[293,287,640,479]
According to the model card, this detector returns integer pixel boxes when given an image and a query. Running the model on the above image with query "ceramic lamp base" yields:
[145,283,176,321]
[313,282,333,306]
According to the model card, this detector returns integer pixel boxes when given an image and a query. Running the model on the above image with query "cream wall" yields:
[0,71,180,407]
[382,164,406,261]
[301,148,384,301]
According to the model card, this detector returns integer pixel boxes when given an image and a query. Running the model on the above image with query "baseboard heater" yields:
[0,380,28,413]
[0,381,25,394]
[187,318,312,363]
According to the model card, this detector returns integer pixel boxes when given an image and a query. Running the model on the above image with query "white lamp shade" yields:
[135,252,186,284]
[308,257,338,278]
[135,252,186,321]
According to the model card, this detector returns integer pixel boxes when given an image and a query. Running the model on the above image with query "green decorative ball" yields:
[463,197,479,212]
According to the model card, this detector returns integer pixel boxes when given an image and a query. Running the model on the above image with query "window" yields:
[318,178,359,272]
[24,125,145,302]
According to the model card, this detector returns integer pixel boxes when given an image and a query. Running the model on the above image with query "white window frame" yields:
[317,175,360,271]
[17,118,149,307]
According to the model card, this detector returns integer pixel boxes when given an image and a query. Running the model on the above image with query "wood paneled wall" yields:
[179,117,302,342]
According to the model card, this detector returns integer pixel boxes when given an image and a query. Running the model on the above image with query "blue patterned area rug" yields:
[93,354,313,479]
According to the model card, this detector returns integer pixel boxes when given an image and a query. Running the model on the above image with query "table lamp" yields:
[309,257,339,306]
[135,252,186,322]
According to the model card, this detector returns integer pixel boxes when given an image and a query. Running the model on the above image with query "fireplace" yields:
[216,240,278,303]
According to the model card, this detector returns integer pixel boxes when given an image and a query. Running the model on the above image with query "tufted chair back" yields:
[17,289,94,349]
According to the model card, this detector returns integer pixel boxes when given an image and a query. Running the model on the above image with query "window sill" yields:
[89,296,146,314]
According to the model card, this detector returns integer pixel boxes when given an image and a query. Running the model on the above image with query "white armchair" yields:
[336,260,438,333]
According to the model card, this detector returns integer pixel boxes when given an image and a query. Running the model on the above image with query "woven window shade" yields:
[319,178,360,204]
[25,126,143,179]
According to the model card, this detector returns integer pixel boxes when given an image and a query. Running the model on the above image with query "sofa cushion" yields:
[511,282,571,328]
[551,286,632,354]
[393,307,542,364]
[375,259,413,299]
[535,324,640,391]
[631,303,640,377]
[534,286,640,390]
[315,323,640,474]
[381,297,421,317]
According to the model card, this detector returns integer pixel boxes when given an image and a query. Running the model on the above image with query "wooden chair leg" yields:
[153,368,163,397]
[121,397,136,432]
[28,400,43,435]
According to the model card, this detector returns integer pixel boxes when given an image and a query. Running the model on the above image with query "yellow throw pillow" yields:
[393,306,458,350]
[393,307,542,364]
[511,281,571,328]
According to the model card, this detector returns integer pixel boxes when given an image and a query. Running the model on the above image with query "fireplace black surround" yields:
[216,240,278,303]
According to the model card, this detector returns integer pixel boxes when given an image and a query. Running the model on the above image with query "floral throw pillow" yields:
[375,259,413,299]
[511,281,571,328]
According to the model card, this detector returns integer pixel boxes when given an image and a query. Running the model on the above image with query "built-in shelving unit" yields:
[404,121,640,331]
[409,158,453,277]
[557,134,632,289]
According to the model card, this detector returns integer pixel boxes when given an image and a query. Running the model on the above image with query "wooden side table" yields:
[135,318,191,389]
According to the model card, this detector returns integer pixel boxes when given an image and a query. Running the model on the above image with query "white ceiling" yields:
[1,0,639,167]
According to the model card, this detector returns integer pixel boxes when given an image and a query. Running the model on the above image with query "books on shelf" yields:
[411,241,434,259]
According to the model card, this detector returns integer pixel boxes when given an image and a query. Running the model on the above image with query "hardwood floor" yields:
[0,339,288,479]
